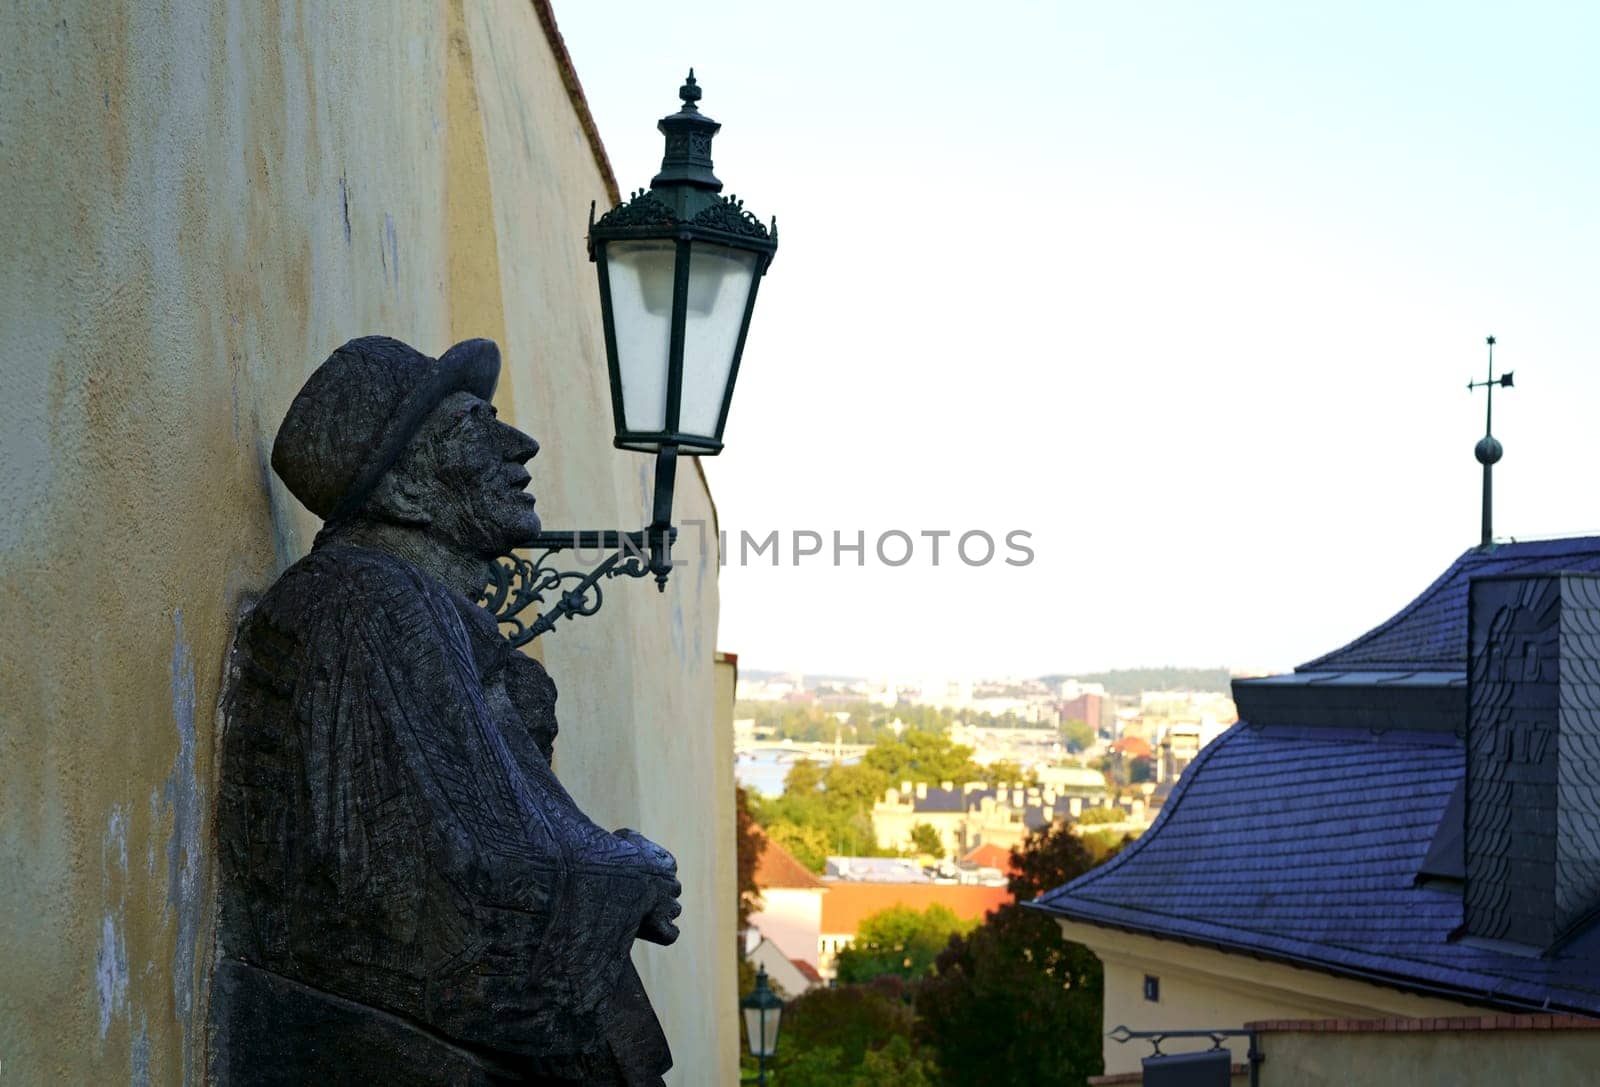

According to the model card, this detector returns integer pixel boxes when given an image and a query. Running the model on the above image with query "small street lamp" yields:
[483,71,777,644]
[742,965,785,1085]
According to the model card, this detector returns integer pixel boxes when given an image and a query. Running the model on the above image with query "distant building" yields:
[1057,690,1114,733]
[1109,735,1153,760]
[961,842,1015,875]
[817,880,1012,979]
[872,777,1110,857]
[1035,538,1600,1079]
[746,836,827,970]
[743,935,824,998]
[824,857,931,883]
[1033,765,1111,792]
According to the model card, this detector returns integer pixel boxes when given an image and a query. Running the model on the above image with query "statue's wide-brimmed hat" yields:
[272,336,500,522]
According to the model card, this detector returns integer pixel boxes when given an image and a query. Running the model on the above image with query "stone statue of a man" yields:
[212,336,680,1086]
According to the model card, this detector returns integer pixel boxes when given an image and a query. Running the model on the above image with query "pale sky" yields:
[552,1,1600,679]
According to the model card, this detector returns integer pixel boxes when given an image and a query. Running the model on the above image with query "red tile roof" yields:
[819,882,1011,936]
[754,835,825,889]
[961,842,1016,874]
[1111,736,1154,759]
[790,958,824,984]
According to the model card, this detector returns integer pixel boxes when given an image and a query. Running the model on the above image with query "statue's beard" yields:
[432,489,542,557]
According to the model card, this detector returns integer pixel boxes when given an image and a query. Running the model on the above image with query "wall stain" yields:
[163,611,203,1084]
[95,913,127,1040]
[339,175,352,246]
[384,212,400,289]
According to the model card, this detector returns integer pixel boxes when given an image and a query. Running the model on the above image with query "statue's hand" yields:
[615,828,683,946]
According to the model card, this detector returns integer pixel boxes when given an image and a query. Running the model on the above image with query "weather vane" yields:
[1468,335,1514,550]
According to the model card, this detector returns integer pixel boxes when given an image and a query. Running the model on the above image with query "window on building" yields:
[1143,975,1160,1002]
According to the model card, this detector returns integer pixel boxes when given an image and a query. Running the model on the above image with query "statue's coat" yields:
[215,543,671,1085]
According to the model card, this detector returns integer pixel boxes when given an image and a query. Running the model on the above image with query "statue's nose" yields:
[500,422,539,463]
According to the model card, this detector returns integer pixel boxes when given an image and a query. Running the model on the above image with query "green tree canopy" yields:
[862,731,982,786]
[1075,805,1124,825]
[752,757,895,871]
[835,904,978,985]
[907,822,944,857]
[1061,717,1096,753]
[915,822,1125,1086]
[769,980,931,1083]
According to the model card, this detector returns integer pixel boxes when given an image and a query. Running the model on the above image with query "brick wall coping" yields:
[1246,1014,1600,1033]
[1089,1067,1246,1085]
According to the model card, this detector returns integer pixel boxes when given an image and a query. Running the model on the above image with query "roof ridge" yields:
[1297,536,1600,673]
[1035,721,1246,906]
[1296,545,1475,672]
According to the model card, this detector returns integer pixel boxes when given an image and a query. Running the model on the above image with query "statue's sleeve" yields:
[290,553,664,1063]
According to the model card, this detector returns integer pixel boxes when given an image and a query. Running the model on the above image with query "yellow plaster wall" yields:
[1058,921,1496,1076]
[1258,1028,1600,1086]
[0,2,732,1082]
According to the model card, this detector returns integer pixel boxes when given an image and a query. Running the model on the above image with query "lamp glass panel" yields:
[678,242,759,440]
[743,1005,781,1058]
[605,240,677,433]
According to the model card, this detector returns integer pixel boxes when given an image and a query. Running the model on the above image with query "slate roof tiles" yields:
[1034,537,1600,1015]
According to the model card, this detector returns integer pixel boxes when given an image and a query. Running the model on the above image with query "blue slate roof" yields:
[1035,723,1600,1013]
[1299,537,1600,672]
[1033,536,1600,1015]
[915,787,966,813]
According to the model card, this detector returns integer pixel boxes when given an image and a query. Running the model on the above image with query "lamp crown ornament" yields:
[652,67,723,192]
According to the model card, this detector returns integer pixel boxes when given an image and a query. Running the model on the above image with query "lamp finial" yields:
[679,69,702,110]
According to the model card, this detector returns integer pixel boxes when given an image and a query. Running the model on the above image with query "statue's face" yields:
[399,390,543,554]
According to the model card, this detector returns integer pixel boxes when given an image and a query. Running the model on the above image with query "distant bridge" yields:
[738,740,873,763]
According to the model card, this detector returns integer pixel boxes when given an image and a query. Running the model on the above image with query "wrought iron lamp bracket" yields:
[481,525,679,648]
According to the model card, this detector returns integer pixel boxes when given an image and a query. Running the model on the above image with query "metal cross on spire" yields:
[1468,335,1514,550]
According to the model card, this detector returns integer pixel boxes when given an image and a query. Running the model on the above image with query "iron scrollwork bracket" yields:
[479,527,678,648]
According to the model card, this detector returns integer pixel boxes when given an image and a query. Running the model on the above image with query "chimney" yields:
[1465,573,1600,950]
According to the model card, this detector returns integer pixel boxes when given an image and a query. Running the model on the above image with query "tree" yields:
[1080,828,1135,863]
[766,822,833,873]
[863,730,982,786]
[773,1035,936,1087]
[1128,755,1155,783]
[1075,805,1124,825]
[975,758,1032,787]
[914,821,1124,1086]
[1061,717,1095,753]
[753,756,895,871]
[771,980,923,1081]
[736,785,767,928]
[908,822,944,857]
[835,904,977,984]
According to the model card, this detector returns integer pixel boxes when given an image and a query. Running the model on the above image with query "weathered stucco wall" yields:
[0,2,733,1082]
[1254,1021,1600,1086]
[1060,921,1493,1076]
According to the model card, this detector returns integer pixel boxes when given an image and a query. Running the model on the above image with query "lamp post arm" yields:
[479,447,681,645]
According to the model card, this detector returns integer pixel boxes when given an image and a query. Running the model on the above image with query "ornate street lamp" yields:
[741,965,785,1085]
[483,71,776,645]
